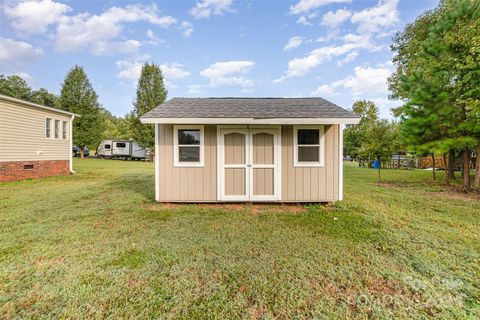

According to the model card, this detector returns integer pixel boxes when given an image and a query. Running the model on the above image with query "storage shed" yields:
[141,98,360,202]
[0,95,79,182]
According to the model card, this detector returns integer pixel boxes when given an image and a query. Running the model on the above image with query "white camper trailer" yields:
[96,140,148,160]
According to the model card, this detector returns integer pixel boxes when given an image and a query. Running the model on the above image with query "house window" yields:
[54,120,60,138]
[45,118,51,138]
[293,125,325,167]
[174,125,204,167]
[62,121,67,139]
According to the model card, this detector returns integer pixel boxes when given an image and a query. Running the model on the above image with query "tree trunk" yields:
[377,157,381,183]
[432,153,436,181]
[448,149,456,180]
[462,148,471,192]
[443,153,449,185]
[80,148,85,159]
[474,145,480,189]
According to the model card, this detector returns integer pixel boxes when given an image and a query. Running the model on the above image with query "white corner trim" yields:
[338,124,344,201]
[141,117,360,125]
[69,115,74,173]
[173,125,205,167]
[155,124,160,201]
[293,125,325,168]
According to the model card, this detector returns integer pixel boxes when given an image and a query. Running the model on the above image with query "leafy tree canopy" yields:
[59,65,102,152]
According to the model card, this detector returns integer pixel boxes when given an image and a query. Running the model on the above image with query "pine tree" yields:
[59,65,102,158]
[130,63,167,152]
[390,0,480,190]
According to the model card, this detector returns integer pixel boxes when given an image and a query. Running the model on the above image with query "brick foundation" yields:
[0,160,69,182]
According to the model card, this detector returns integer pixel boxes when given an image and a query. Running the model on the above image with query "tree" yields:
[99,108,133,140]
[130,63,167,151]
[389,0,480,191]
[59,66,102,158]
[344,100,379,159]
[0,74,59,108]
[361,120,397,182]
[30,88,59,108]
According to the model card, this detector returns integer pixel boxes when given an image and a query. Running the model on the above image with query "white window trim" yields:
[54,119,60,139]
[293,125,325,167]
[62,121,68,140]
[173,125,204,167]
[45,117,52,139]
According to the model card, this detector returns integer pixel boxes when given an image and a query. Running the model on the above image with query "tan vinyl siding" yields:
[157,124,340,202]
[281,124,339,202]
[158,124,217,201]
[0,100,71,162]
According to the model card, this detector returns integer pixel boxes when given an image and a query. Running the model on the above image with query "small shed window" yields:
[174,125,204,167]
[294,125,324,167]
[62,121,67,139]
[54,120,60,138]
[45,118,51,138]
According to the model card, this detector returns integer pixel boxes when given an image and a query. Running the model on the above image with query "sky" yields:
[0,0,439,118]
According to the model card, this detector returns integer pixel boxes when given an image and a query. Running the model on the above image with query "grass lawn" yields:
[1,159,479,319]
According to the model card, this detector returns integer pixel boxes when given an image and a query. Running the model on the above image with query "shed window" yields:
[294,126,324,167]
[174,125,204,167]
[45,118,51,138]
[62,121,67,139]
[54,120,60,138]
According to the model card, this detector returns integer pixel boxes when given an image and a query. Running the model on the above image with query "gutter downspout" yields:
[70,115,75,174]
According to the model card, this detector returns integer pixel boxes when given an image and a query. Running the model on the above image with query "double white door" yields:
[219,127,280,201]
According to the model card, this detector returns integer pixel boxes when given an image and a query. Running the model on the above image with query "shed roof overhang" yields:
[140,117,360,125]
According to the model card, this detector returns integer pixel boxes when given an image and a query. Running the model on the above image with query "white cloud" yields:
[4,0,72,35]
[311,84,339,96]
[200,60,255,87]
[190,0,234,19]
[351,0,399,35]
[187,85,203,94]
[342,65,392,95]
[311,64,393,97]
[337,51,358,66]
[116,57,189,86]
[289,0,351,15]
[55,4,176,55]
[179,21,194,38]
[146,30,166,46]
[90,40,141,56]
[321,9,351,28]
[0,37,43,72]
[160,63,190,80]
[276,40,371,81]
[284,36,305,51]
[116,58,146,84]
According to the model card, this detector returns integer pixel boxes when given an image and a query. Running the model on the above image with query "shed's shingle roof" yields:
[141,97,358,119]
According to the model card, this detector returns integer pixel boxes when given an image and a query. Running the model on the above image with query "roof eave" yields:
[0,94,81,118]
[140,117,360,125]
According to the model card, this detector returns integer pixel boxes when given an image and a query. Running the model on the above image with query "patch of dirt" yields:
[143,203,309,214]
[429,191,480,202]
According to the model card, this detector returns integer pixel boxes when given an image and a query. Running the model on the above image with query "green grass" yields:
[0,159,479,319]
